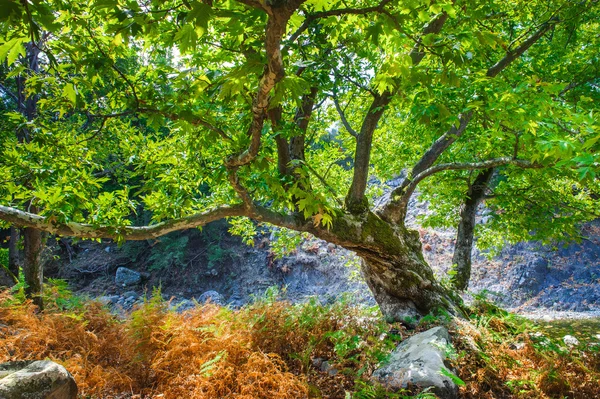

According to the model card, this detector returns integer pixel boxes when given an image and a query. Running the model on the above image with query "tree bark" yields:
[8,227,20,280]
[450,168,494,291]
[321,211,464,321]
[23,226,44,309]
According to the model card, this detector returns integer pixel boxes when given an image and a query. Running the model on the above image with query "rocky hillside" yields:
[25,198,596,315]
[2,198,598,314]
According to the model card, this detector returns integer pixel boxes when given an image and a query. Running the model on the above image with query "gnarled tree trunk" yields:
[322,212,463,322]
[450,168,494,291]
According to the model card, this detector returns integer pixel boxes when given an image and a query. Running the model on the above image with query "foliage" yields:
[0,288,426,399]
[0,247,12,281]
[147,234,189,271]
[0,247,7,268]
[269,227,306,258]
[0,0,596,258]
[2,285,599,398]
[42,278,83,311]
[452,296,600,398]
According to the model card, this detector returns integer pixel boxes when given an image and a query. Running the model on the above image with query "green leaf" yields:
[440,367,466,386]
[174,24,198,53]
[0,37,25,65]
[62,83,77,106]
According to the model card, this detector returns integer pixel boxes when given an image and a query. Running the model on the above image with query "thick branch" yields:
[379,16,559,224]
[0,201,317,243]
[345,12,450,213]
[396,158,543,217]
[0,204,247,240]
[345,93,392,212]
[290,86,319,162]
[408,12,449,65]
[486,18,557,78]
[226,4,303,168]
[268,106,291,176]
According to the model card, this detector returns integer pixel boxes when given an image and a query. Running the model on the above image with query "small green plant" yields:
[0,248,17,283]
[43,278,83,310]
[206,244,233,270]
[147,234,189,271]
[350,380,436,398]
[440,367,465,387]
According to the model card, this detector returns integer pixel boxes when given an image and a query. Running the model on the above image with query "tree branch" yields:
[486,17,558,78]
[0,204,248,240]
[378,15,560,224]
[330,92,358,138]
[345,92,392,212]
[0,82,23,108]
[284,0,392,51]
[396,157,544,217]
[225,5,301,168]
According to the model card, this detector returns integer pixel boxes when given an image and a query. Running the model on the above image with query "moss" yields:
[344,196,370,214]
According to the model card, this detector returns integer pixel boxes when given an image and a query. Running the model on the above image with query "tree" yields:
[0,0,598,319]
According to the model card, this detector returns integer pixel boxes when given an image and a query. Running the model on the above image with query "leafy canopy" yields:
[0,0,598,249]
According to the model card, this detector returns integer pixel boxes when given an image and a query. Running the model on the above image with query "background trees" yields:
[0,0,598,316]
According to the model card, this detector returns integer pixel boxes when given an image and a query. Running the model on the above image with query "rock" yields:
[96,295,120,306]
[509,342,526,350]
[199,290,223,305]
[319,360,338,376]
[122,291,139,300]
[563,335,580,347]
[372,326,459,399]
[170,299,196,313]
[0,360,78,399]
[115,267,141,286]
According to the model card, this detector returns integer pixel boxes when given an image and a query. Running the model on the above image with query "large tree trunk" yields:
[450,168,494,291]
[23,226,44,309]
[8,227,20,280]
[324,212,463,322]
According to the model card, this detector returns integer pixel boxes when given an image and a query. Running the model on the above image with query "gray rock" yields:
[122,291,139,300]
[319,360,338,376]
[199,290,223,305]
[170,299,196,313]
[0,360,78,399]
[115,267,141,286]
[96,295,120,305]
[563,335,580,347]
[372,326,459,399]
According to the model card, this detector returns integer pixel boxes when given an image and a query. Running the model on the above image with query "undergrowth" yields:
[2,284,598,398]
[0,286,419,399]
[452,297,600,398]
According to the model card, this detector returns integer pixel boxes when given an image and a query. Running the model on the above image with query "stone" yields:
[170,299,196,313]
[319,360,338,376]
[509,342,526,350]
[372,326,459,399]
[199,290,223,305]
[115,267,141,286]
[96,295,120,306]
[563,335,580,347]
[0,360,78,399]
[122,291,139,300]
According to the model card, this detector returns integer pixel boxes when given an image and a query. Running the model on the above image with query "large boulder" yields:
[372,326,459,399]
[115,267,142,286]
[0,360,78,399]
